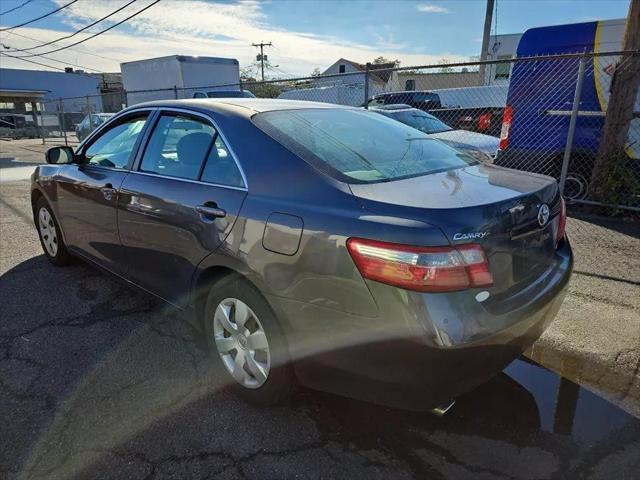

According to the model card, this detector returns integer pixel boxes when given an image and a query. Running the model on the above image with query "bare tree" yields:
[591,0,640,201]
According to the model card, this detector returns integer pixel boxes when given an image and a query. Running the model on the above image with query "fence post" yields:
[123,90,128,108]
[58,98,68,147]
[173,85,179,99]
[364,63,371,109]
[39,106,47,145]
[559,55,586,196]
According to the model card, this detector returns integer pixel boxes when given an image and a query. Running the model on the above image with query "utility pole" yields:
[479,0,495,84]
[592,0,640,198]
[252,41,272,81]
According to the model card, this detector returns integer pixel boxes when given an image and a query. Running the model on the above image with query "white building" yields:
[483,33,523,86]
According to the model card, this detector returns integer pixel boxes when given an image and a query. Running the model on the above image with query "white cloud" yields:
[416,4,451,14]
[1,0,467,76]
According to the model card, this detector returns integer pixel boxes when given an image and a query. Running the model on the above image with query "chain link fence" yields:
[11,51,638,211]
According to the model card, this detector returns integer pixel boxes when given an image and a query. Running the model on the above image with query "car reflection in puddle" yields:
[300,358,639,478]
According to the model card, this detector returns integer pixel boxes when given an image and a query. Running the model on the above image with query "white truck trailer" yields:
[121,55,241,105]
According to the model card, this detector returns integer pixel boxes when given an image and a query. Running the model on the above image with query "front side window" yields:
[84,114,148,169]
[140,114,215,180]
[253,108,475,184]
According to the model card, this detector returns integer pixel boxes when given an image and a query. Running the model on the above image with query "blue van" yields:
[495,19,638,199]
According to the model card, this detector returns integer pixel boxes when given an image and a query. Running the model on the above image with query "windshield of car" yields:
[385,110,452,134]
[253,108,475,183]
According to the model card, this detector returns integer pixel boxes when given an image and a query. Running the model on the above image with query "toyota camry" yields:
[32,99,572,411]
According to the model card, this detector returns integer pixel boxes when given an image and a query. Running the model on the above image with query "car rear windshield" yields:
[386,110,452,134]
[252,108,475,184]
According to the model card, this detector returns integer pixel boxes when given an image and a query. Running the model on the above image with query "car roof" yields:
[125,98,354,118]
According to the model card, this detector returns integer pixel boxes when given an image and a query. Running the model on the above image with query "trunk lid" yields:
[349,164,561,295]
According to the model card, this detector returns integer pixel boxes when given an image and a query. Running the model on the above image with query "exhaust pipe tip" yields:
[431,399,455,416]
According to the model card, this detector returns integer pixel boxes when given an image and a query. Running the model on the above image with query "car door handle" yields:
[100,183,116,201]
[195,204,226,219]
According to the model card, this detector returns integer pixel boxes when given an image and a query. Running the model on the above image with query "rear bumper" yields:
[268,238,572,411]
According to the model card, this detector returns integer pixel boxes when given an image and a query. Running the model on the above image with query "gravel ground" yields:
[1,139,639,479]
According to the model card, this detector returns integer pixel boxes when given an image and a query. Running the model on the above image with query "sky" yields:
[0,0,632,77]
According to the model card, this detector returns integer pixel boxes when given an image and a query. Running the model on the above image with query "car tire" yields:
[35,197,71,266]
[203,274,294,405]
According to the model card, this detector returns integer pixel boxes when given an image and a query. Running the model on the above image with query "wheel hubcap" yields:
[38,207,58,257]
[213,297,270,389]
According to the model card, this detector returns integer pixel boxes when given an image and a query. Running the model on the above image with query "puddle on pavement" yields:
[301,358,639,457]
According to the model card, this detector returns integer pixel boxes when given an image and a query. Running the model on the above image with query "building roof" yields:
[327,58,397,84]
[0,88,49,98]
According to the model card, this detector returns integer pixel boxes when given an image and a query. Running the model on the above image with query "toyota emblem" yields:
[538,204,550,227]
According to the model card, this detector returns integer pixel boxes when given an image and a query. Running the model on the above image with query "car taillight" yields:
[346,238,493,293]
[557,196,567,245]
[499,105,512,150]
[478,112,492,132]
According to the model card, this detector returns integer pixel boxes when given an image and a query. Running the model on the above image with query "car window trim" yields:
[77,107,158,172]
[126,170,247,192]
[130,106,247,189]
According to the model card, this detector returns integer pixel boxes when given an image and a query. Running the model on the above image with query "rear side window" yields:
[200,136,245,187]
[139,113,244,187]
[140,114,215,180]
[253,108,475,184]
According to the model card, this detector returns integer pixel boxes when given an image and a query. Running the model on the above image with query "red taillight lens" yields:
[346,238,493,293]
[557,196,567,245]
[478,111,492,132]
[499,105,512,150]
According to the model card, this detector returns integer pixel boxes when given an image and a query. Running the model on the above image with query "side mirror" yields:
[46,146,75,165]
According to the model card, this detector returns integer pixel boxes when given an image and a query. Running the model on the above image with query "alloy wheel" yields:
[213,297,271,389]
[38,207,58,257]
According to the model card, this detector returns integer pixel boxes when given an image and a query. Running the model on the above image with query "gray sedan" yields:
[32,99,571,412]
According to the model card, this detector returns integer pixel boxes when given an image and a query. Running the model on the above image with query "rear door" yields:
[117,109,247,306]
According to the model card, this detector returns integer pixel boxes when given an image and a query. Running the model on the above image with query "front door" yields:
[117,111,247,306]
[55,111,151,274]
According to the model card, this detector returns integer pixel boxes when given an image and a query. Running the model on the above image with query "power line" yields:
[11,0,161,57]
[0,48,103,72]
[0,0,80,32]
[0,0,33,16]
[4,0,138,53]
[0,51,75,72]
[3,29,123,63]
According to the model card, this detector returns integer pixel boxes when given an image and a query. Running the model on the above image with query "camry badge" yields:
[453,231,489,241]
[538,204,550,227]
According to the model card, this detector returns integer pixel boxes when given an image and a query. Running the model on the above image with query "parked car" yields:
[33,99,572,412]
[193,90,256,99]
[75,113,115,142]
[370,105,499,162]
[368,88,507,136]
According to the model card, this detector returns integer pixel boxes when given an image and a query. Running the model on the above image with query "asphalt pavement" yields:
[1,139,639,479]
